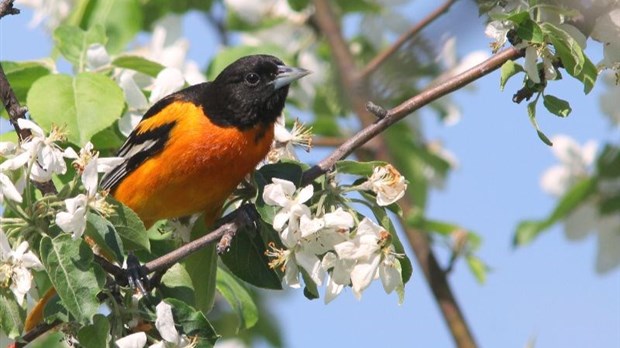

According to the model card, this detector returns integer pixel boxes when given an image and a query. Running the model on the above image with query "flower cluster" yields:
[0,118,122,242]
[262,165,408,304]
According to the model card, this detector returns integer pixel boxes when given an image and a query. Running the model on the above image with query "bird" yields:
[101,54,309,229]
[23,55,309,333]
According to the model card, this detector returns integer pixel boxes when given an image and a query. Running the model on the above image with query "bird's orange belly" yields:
[112,114,274,228]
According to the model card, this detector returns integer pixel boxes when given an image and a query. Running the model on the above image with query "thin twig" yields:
[142,207,251,274]
[359,0,457,79]
[0,62,30,141]
[303,47,523,183]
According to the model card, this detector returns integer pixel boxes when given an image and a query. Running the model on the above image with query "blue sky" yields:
[1,2,619,347]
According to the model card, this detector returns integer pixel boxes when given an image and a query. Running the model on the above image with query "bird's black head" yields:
[202,54,309,129]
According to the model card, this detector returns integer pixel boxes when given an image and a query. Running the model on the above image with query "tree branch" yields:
[359,0,457,80]
[142,205,252,274]
[0,2,58,196]
[309,2,524,347]
[0,0,19,19]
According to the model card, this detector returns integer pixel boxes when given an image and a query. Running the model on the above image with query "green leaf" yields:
[90,125,125,150]
[78,0,143,54]
[0,289,25,339]
[514,177,597,245]
[335,160,388,176]
[255,162,304,188]
[287,0,310,11]
[219,221,283,290]
[499,60,524,91]
[112,55,166,77]
[216,267,259,329]
[141,0,214,29]
[27,72,125,146]
[300,269,320,300]
[28,331,66,348]
[85,212,125,262]
[542,23,597,93]
[336,0,381,13]
[597,145,620,178]
[106,197,150,252]
[42,292,69,323]
[0,61,52,113]
[53,24,107,69]
[543,94,572,117]
[575,55,598,94]
[466,255,488,284]
[505,11,530,25]
[39,235,105,324]
[515,18,544,43]
[183,218,217,313]
[527,100,553,146]
[410,217,461,236]
[77,314,110,348]
[163,298,219,346]
[160,263,196,306]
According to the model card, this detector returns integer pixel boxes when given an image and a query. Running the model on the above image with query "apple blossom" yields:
[0,229,44,305]
[362,164,408,206]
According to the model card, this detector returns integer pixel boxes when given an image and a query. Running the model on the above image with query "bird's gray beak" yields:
[273,65,311,90]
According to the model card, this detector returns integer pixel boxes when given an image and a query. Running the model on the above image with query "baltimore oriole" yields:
[24,54,308,332]
[101,54,309,228]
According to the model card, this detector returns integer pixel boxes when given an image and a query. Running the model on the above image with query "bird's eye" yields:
[245,72,260,86]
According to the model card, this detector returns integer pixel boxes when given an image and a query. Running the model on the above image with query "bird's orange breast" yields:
[111,101,274,228]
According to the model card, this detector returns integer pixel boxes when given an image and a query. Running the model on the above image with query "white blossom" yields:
[0,173,23,204]
[591,8,620,71]
[599,73,620,127]
[0,229,44,305]
[0,143,28,204]
[149,301,193,348]
[262,178,313,232]
[485,20,514,52]
[595,214,620,274]
[17,119,68,182]
[540,135,597,197]
[321,251,354,303]
[362,164,408,206]
[524,46,541,84]
[115,332,147,348]
[55,194,89,239]
[117,70,150,135]
[265,216,326,288]
[147,15,207,86]
[16,0,73,29]
[300,208,354,255]
[268,116,313,163]
[149,68,185,104]
[334,218,404,302]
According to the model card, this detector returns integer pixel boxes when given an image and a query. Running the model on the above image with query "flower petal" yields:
[155,301,180,344]
[115,332,147,348]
